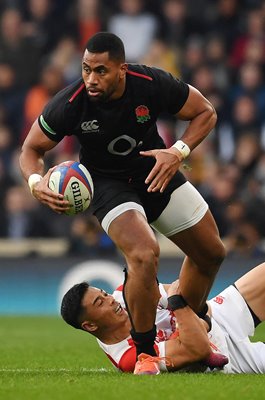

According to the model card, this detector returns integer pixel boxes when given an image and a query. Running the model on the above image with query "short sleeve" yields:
[150,67,189,115]
[118,346,137,372]
[38,93,69,142]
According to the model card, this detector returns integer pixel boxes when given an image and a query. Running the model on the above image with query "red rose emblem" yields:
[135,105,151,123]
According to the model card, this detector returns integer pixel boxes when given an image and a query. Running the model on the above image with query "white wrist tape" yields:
[28,174,42,194]
[172,140,191,159]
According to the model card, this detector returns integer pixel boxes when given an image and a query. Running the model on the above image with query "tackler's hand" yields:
[167,280,180,298]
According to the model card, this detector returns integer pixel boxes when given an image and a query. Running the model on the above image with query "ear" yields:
[120,63,128,78]
[82,320,98,333]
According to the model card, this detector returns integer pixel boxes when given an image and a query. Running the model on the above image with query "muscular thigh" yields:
[170,210,223,264]
[108,209,158,254]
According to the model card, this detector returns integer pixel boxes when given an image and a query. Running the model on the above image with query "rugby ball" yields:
[48,161,94,216]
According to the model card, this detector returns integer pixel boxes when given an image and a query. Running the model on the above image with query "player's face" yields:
[81,287,127,330]
[82,50,127,102]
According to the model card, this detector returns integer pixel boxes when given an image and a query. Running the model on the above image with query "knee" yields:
[203,239,226,272]
[127,240,160,274]
[213,240,226,267]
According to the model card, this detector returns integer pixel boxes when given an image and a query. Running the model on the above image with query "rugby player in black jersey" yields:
[19,32,226,375]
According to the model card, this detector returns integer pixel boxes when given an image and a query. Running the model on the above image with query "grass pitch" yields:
[0,316,264,400]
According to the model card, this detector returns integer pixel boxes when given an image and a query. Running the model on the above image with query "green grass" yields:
[0,317,265,400]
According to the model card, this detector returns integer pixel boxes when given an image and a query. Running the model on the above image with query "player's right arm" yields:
[19,119,70,213]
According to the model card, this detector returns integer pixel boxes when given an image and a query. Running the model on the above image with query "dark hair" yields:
[60,282,89,330]
[85,32,125,63]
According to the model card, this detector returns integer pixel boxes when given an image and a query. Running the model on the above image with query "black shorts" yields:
[90,171,186,224]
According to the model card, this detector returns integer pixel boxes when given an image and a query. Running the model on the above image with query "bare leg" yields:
[108,210,160,332]
[168,210,226,313]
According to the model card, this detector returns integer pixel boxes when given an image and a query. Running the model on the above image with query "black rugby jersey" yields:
[38,64,189,179]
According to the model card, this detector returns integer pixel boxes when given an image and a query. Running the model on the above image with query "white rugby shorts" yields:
[209,285,265,373]
[102,181,208,235]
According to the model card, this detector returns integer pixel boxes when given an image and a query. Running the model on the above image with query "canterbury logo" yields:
[81,120,99,132]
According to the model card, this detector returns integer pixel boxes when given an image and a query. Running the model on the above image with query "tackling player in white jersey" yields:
[61,262,265,374]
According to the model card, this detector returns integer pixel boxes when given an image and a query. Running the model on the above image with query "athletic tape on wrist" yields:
[172,140,191,159]
[167,294,188,311]
[28,173,42,194]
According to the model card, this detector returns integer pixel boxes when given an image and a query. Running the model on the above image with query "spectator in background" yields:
[22,0,64,56]
[254,153,265,194]
[21,63,65,142]
[233,134,265,241]
[234,133,261,186]
[108,0,159,62]
[224,221,265,258]
[190,65,225,157]
[49,36,82,85]
[0,183,72,238]
[0,124,14,170]
[68,214,117,257]
[140,38,181,78]
[0,158,16,219]
[0,8,41,87]
[159,0,208,47]
[0,186,27,238]
[191,64,224,113]
[204,35,230,92]
[159,0,189,46]
[210,0,241,53]
[216,94,262,162]
[0,62,25,139]
[229,62,265,123]
[74,0,108,50]
[243,37,265,66]
[180,36,205,82]
[0,185,51,238]
[203,168,238,238]
[229,7,265,69]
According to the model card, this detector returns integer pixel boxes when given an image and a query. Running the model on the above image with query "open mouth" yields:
[88,89,101,97]
[115,304,123,314]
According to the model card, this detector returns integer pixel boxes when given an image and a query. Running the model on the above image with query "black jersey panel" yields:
[38,66,190,178]
[128,65,189,115]
[39,78,84,141]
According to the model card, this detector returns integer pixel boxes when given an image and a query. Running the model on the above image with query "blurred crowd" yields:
[1,0,265,258]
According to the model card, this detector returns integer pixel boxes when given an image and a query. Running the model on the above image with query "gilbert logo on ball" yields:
[48,161,94,215]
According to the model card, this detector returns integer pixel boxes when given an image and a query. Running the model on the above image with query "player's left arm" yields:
[164,280,211,371]
[140,85,217,193]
